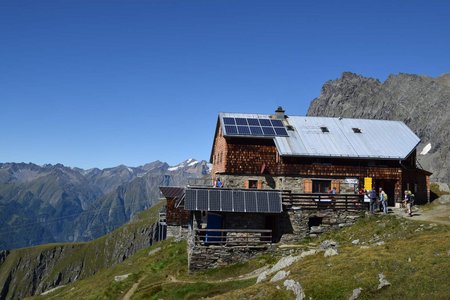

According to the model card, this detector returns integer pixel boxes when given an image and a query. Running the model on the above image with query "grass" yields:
[30,211,450,300]
[2,200,167,300]
[213,215,450,300]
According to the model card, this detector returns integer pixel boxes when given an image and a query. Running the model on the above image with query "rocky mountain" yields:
[307,72,450,182]
[0,159,210,250]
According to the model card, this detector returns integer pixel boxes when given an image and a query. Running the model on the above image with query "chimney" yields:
[275,106,285,120]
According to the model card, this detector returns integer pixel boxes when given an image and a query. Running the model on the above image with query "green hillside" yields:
[0,200,166,300]
[31,205,450,300]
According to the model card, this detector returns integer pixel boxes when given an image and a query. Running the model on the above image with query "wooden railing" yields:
[194,228,272,247]
[282,192,368,211]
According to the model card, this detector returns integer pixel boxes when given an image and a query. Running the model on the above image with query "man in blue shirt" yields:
[369,188,377,214]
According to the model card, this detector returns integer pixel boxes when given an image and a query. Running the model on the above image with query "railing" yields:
[282,192,368,211]
[194,228,272,247]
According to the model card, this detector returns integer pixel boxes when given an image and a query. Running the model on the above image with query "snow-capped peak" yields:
[167,159,201,172]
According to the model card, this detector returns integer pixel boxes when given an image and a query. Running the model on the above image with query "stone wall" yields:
[219,174,359,194]
[188,245,274,272]
[280,208,364,243]
[166,225,188,241]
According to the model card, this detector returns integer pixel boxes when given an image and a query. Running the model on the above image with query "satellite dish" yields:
[420,143,431,155]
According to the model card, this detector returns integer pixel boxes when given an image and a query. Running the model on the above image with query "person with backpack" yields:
[403,190,413,217]
[379,188,388,214]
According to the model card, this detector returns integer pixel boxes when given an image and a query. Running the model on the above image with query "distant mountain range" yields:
[307,72,450,183]
[0,159,210,250]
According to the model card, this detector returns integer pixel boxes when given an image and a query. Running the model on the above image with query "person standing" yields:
[404,190,412,217]
[379,188,388,214]
[369,188,377,214]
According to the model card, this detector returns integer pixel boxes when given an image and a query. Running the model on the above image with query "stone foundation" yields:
[166,225,188,241]
[188,245,274,272]
[280,208,364,243]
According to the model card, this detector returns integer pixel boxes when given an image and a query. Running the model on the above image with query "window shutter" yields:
[257,180,263,189]
[304,179,312,193]
[331,180,340,193]
[244,180,249,189]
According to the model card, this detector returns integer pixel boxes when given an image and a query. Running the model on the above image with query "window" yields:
[320,126,329,133]
[312,180,331,193]
[248,180,258,189]
[352,128,362,133]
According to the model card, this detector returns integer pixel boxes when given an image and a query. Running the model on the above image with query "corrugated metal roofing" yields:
[219,113,420,160]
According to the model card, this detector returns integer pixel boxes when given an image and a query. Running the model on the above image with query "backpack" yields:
[384,192,388,201]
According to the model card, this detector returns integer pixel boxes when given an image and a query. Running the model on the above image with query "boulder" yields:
[284,279,305,300]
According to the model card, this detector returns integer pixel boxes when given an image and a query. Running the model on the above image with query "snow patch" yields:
[188,160,199,167]
[420,143,431,155]
[168,165,182,171]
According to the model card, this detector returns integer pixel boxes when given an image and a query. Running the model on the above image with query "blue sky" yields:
[1,1,449,169]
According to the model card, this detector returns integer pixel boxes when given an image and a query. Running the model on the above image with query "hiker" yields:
[215,177,223,188]
[379,188,388,214]
[369,188,377,214]
[403,190,412,217]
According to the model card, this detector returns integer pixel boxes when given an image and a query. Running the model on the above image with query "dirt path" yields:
[391,205,450,225]
[121,266,268,299]
[122,278,144,300]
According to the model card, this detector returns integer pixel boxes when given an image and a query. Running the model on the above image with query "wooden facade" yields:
[165,197,190,226]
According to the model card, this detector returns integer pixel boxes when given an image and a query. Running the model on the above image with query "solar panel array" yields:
[184,188,283,213]
[222,117,288,137]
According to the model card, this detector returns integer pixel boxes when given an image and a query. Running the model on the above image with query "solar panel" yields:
[225,125,238,135]
[221,190,233,211]
[268,192,282,212]
[222,117,289,137]
[250,126,263,135]
[274,127,288,136]
[246,192,258,212]
[247,118,260,126]
[259,119,272,126]
[262,126,276,136]
[184,188,282,213]
[256,192,269,212]
[271,119,284,127]
[237,125,251,135]
[185,189,197,210]
[197,189,209,210]
[223,117,235,125]
[233,190,246,212]
[209,190,221,211]
[235,118,248,125]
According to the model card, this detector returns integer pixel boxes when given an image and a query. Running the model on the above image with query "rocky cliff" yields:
[307,72,450,182]
[0,201,165,300]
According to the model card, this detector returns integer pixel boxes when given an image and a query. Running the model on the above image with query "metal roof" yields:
[218,113,420,160]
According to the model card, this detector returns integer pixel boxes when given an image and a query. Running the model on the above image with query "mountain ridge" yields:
[0,159,210,250]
